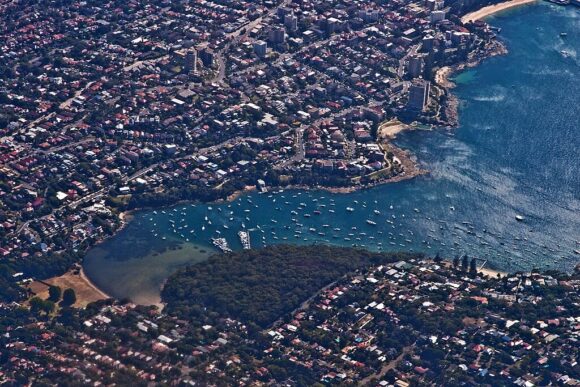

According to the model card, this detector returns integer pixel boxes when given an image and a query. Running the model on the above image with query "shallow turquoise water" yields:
[84,2,580,303]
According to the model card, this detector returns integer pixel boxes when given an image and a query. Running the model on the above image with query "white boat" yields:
[515,215,524,221]
[366,220,377,226]
[346,207,355,212]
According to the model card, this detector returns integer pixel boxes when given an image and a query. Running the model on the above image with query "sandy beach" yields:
[461,0,537,23]
[479,266,508,278]
[79,267,111,300]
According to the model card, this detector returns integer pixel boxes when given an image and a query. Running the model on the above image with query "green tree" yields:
[48,285,62,302]
[434,252,442,264]
[30,297,54,315]
[461,255,469,271]
[470,258,478,275]
[453,256,459,268]
[62,288,77,306]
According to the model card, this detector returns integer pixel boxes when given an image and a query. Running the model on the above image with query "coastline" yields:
[79,267,111,300]
[65,6,527,304]
[461,0,538,23]
[435,39,508,127]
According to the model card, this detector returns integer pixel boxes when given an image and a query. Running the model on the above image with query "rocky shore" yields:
[436,39,508,127]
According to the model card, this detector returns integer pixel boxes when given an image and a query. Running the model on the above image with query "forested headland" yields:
[162,244,422,327]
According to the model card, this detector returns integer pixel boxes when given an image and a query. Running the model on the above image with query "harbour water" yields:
[83,2,580,304]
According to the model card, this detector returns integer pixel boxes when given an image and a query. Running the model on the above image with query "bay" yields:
[83,2,580,304]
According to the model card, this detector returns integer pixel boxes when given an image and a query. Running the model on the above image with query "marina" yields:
[238,230,251,250]
[212,238,232,253]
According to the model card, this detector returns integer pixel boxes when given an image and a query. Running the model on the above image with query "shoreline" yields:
[461,0,538,23]
[435,39,508,127]
[79,267,111,300]
[479,266,508,278]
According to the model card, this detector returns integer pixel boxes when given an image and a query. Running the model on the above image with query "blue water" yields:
[84,3,580,303]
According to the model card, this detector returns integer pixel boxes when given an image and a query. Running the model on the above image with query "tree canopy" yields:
[162,244,421,327]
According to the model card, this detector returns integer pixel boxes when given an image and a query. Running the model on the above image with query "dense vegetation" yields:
[162,244,421,328]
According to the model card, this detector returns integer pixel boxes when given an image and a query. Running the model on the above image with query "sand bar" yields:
[461,0,537,23]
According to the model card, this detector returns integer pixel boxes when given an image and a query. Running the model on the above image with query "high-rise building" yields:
[326,17,340,34]
[422,34,435,51]
[430,10,446,23]
[199,48,214,67]
[185,49,197,72]
[407,80,430,111]
[268,27,286,44]
[253,40,267,58]
[277,7,291,20]
[407,55,424,78]
[284,13,298,31]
